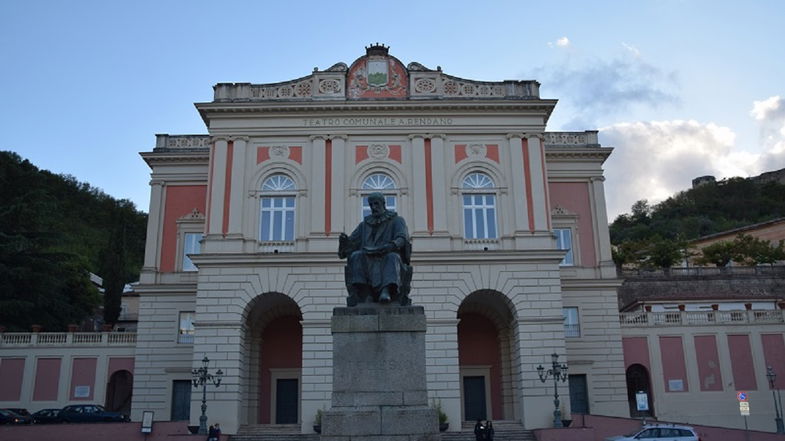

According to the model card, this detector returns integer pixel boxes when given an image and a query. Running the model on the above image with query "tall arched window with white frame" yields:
[462,172,498,239]
[360,173,397,218]
[260,174,296,241]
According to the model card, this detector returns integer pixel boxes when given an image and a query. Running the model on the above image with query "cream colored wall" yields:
[621,318,785,432]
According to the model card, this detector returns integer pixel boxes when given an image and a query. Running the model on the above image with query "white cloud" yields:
[600,120,758,219]
[621,42,640,58]
[548,36,570,48]
[750,96,785,159]
[533,55,679,128]
[751,95,783,120]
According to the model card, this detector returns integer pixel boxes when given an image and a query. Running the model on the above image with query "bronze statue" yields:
[338,192,412,306]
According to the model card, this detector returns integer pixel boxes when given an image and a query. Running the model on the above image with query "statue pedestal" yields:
[322,305,439,441]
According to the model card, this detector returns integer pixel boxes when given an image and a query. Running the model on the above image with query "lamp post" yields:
[537,353,569,428]
[192,356,223,435]
[766,366,785,434]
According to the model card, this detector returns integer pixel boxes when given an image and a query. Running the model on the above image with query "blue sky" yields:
[2,0,784,219]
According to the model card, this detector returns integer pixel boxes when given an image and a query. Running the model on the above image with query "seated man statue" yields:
[338,192,412,306]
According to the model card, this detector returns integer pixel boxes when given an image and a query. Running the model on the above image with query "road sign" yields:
[737,391,748,402]
[739,401,750,416]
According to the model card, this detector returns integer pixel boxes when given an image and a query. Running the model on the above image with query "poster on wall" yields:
[635,391,649,411]
[74,385,90,398]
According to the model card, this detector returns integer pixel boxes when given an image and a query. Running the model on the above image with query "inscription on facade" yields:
[303,117,454,127]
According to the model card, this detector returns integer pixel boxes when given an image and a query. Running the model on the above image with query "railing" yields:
[0,332,137,347]
[621,265,785,278]
[620,310,785,327]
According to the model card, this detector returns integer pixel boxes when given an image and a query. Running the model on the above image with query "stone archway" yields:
[626,363,655,417]
[243,292,303,425]
[105,369,133,415]
[457,290,518,422]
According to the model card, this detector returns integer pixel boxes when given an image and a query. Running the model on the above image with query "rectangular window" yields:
[563,307,580,338]
[182,233,202,272]
[555,228,574,266]
[463,194,497,239]
[177,312,194,344]
[261,196,295,241]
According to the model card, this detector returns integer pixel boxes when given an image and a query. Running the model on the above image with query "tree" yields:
[696,240,738,267]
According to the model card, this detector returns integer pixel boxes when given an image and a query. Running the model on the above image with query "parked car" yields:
[606,424,700,441]
[58,404,129,423]
[32,408,63,424]
[0,408,33,424]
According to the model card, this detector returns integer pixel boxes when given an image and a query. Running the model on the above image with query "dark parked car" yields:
[58,405,129,423]
[32,408,63,424]
[0,408,32,424]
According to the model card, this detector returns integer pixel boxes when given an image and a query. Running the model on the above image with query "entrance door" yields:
[275,378,298,424]
[568,374,589,414]
[463,376,487,421]
[171,380,192,421]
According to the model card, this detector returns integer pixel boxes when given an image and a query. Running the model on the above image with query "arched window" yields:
[260,174,296,241]
[361,173,397,218]
[462,172,497,239]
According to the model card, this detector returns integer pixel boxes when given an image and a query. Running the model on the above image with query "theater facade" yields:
[132,45,628,433]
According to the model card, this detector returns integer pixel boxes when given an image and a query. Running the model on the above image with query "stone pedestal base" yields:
[322,306,440,441]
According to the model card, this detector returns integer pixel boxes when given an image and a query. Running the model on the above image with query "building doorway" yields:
[105,370,133,415]
[568,374,589,414]
[463,375,488,421]
[274,378,299,424]
[171,380,192,421]
[626,364,654,417]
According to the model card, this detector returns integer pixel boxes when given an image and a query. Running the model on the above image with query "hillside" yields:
[610,176,785,244]
[0,151,147,331]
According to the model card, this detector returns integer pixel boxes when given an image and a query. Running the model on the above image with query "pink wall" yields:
[457,313,504,420]
[33,358,61,401]
[660,336,689,392]
[694,335,723,391]
[728,334,757,390]
[258,316,302,424]
[761,334,785,389]
[69,358,97,400]
[0,358,25,401]
[622,337,651,370]
[547,182,597,267]
[108,357,134,377]
[160,185,207,272]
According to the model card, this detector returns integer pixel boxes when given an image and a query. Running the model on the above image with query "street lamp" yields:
[766,366,784,434]
[192,356,223,435]
[537,353,569,428]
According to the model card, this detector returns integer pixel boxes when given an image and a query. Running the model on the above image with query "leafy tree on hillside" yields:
[0,151,147,330]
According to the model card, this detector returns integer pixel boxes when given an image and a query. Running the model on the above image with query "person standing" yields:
[207,424,216,441]
[474,419,484,441]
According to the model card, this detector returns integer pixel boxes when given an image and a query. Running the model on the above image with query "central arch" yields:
[457,289,518,422]
[243,292,303,425]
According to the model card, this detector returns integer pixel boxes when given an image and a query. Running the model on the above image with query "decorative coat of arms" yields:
[347,50,408,99]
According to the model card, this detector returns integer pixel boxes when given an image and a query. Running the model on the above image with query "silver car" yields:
[606,424,700,441]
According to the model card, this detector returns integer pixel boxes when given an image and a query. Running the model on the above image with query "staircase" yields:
[440,420,536,441]
[230,421,535,441]
[230,424,319,441]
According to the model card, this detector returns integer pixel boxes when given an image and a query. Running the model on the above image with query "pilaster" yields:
[409,134,428,234]
[524,134,549,232]
[590,176,617,277]
[506,133,529,233]
[330,135,347,235]
[227,136,249,235]
[429,134,449,234]
[141,180,165,283]
[206,138,228,236]
[309,135,327,236]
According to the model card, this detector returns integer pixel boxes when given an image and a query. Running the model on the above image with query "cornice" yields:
[545,147,613,162]
[140,151,210,167]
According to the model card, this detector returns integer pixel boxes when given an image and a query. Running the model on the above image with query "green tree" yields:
[696,240,738,267]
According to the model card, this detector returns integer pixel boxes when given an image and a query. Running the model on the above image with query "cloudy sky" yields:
[1,0,783,220]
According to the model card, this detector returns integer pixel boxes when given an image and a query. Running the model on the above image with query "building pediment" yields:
[210,44,541,104]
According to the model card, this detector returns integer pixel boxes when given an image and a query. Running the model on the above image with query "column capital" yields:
[149,179,166,187]
[210,136,230,144]
[327,134,348,141]
[590,176,606,183]
[505,132,525,140]
[523,132,545,141]
[408,133,425,140]
[425,133,447,140]
[228,135,250,143]
[309,135,327,141]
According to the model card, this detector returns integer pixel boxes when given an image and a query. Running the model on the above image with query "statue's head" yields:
[367,192,386,215]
